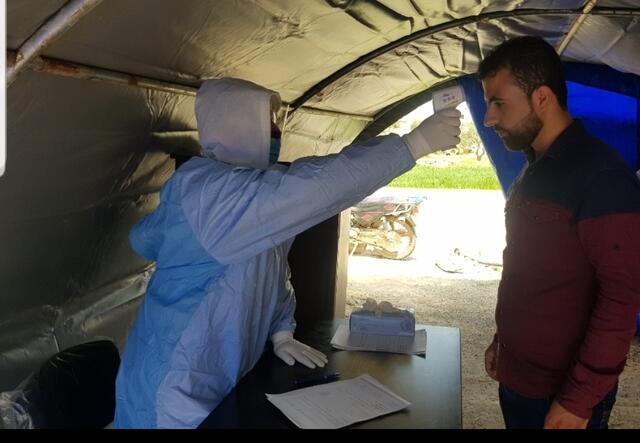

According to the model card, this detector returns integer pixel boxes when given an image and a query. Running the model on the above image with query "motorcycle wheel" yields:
[376,218,417,260]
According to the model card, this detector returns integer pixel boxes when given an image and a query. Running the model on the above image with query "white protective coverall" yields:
[114,78,418,428]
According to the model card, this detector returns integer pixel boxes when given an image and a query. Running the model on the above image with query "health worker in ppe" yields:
[114,78,462,428]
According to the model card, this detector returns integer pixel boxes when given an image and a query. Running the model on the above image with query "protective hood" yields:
[195,78,281,169]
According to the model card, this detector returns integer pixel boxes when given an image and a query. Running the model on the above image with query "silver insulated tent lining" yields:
[2,0,639,391]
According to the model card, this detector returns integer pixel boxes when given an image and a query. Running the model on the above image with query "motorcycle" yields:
[349,195,425,260]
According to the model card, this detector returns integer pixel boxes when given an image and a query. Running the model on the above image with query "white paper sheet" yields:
[330,324,427,355]
[266,374,410,429]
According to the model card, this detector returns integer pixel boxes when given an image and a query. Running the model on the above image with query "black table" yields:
[199,320,461,429]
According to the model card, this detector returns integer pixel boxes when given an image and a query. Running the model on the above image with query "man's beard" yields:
[497,110,543,152]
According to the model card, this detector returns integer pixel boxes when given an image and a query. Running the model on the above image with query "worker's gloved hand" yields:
[271,331,328,369]
[402,108,462,160]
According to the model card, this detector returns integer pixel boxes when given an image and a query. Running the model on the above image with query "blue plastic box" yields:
[350,309,415,337]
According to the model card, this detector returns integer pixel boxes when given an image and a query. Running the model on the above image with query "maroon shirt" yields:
[495,120,640,418]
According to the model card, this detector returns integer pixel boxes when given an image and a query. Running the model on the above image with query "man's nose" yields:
[484,109,497,128]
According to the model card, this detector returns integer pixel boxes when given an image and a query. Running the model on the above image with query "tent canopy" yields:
[2,0,639,392]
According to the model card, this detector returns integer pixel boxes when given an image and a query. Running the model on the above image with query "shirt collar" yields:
[539,119,586,161]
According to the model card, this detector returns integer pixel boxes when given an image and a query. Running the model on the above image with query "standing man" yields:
[479,36,640,429]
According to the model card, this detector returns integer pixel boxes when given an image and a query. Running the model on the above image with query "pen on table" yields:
[293,371,341,388]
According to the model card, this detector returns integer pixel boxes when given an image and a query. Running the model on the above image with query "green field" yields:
[389,160,500,190]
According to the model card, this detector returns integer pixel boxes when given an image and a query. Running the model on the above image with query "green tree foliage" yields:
[449,120,485,160]
[458,120,482,152]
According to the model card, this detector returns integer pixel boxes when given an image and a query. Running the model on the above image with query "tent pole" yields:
[6,50,199,96]
[296,107,373,122]
[6,50,372,122]
[6,0,104,87]
[557,0,599,55]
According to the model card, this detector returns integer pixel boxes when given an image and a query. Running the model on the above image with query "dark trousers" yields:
[498,383,618,429]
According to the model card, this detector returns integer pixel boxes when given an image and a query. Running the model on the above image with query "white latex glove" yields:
[402,108,462,160]
[271,331,328,369]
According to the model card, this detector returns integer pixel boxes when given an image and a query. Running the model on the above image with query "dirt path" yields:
[346,187,640,429]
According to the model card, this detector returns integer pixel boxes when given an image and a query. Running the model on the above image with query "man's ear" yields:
[531,85,555,113]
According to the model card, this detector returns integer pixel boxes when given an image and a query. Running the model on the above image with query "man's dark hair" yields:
[478,36,567,109]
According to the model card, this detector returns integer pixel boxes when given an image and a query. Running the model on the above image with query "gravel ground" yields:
[345,187,640,429]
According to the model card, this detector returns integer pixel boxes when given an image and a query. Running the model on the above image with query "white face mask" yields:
[269,137,281,164]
